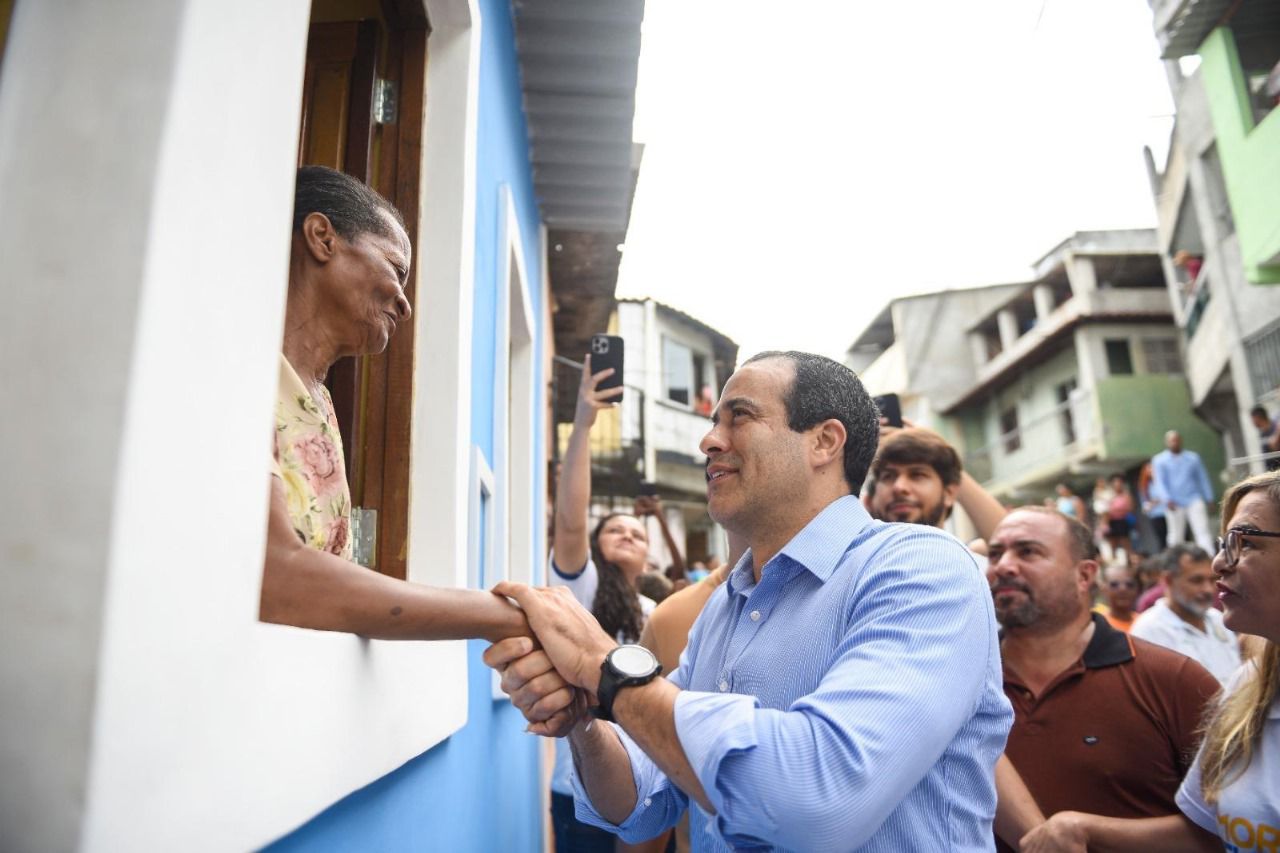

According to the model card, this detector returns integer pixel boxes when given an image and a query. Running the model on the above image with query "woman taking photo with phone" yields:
[1020,469,1280,852]
[547,353,660,853]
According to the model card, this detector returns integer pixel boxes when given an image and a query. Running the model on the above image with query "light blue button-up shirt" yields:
[573,496,1012,852]
[1151,448,1214,507]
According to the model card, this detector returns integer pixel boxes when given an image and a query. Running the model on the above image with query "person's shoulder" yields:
[1128,635,1220,694]
[648,570,721,626]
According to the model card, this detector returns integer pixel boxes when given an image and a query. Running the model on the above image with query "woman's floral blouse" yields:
[272,355,353,561]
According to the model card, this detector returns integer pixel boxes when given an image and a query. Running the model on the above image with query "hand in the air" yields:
[574,353,623,428]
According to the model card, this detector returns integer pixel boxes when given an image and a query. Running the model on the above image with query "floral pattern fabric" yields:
[272,355,353,560]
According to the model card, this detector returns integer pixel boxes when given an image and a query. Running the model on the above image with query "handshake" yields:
[484,582,624,737]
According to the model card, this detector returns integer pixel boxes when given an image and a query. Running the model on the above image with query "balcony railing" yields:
[649,400,711,462]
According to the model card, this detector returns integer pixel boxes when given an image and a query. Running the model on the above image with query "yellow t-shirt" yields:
[272,355,353,561]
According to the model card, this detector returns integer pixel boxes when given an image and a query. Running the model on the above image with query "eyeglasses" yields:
[1107,580,1137,589]
[1216,527,1280,568]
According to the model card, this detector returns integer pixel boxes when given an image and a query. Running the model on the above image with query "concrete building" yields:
[616,298,738,566]
[551,298,737,568]
[849,230,1224,516]
[1145,0,1280,475]
[0,0,643,849]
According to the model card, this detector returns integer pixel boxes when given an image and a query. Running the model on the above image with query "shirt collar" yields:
[726,495,872,595]
[1082,611,1134,669]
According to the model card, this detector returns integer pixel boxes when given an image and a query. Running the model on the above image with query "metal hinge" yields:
[373,79,398,125]
[351,507,378,568]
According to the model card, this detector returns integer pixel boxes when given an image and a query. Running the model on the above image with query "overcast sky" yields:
[614,0,1176,362]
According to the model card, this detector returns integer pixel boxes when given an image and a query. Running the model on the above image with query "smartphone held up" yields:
[590,334,625,402]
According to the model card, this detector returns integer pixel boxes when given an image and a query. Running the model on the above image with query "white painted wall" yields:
[0,0,192,847]
[0,0,483,849]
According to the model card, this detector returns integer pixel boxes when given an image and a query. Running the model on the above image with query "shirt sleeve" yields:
[674,535,1007,851]
[570,723,690,842]
[1194,455,1214,502]
[1167,656,1222,777]
[1175,746,1219,836]
[570,624,700,841]
[548,552,598,611]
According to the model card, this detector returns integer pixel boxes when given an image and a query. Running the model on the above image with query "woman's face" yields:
[321,211,413,356]
[1215,490,1280,642]
[597,514,649,576]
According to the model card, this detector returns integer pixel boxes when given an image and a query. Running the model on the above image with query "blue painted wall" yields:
[266,0,548,848]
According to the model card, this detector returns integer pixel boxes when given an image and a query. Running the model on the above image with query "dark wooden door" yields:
[294,4,428,578]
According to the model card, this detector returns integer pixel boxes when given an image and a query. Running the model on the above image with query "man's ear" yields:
[810,418,847,470]
[942,481,961,510]
[1077,559,1100,592]
[300,211,339,264]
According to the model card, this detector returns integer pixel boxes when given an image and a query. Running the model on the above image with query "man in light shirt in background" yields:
[1130,543,1241,683]
[1150,430,1215,552]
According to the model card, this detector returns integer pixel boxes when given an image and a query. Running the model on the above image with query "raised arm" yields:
[553,354,622,574]
[956,471,1009,541]
[260,474,529,642]
[637,494,686,577]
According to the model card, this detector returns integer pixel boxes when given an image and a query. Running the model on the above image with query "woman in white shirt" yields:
[548,354,658,853]
[1020,470,1280,852]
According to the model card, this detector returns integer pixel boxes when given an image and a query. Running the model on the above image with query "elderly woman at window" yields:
[260,167,547,660]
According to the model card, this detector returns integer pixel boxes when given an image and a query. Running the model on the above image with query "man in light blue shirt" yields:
[490,352,1012,851]
[1150,430,1215,552]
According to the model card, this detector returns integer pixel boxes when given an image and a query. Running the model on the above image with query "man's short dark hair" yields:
[293,165,404,241]
[1163,543,1211,577]
[1009,505,1099,562]
[742,351,879,491]
[1251,405,1269,421]
[871,428,963,487]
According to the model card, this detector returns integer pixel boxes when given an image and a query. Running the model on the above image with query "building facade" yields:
[0,0,642,850]
[849,231,1224,529]
[1145,0,1280,476]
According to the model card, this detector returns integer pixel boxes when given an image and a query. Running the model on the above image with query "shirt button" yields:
[644,798,652,807]
[750,610,761,621]
[718,680,729,692]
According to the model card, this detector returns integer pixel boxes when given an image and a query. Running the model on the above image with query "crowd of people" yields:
[269,166,1275,852]
[1044,429,1218,570]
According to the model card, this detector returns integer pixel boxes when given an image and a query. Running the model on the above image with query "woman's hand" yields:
[574,353,623,429]
[1019,812,1088,853]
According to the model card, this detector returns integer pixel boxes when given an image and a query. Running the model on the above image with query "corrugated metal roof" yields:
[1151,0,1278,58]
[514,0,645,232]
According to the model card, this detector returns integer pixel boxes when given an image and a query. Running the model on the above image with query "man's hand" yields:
[483,635,586,737]
[492,582,617,694]
[575,353,623,429]
[1019,812,1088,853]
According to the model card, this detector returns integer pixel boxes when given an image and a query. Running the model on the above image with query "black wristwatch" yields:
[591,644,662,723]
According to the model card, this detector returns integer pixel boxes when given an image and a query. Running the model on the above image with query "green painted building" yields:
[1152,0,1280,285]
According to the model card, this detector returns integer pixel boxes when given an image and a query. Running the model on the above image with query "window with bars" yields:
[1000,406,1021,454]
[1246,322,1280,401]
[1141,338,1182,374]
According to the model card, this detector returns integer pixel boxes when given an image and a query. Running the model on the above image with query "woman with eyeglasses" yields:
[1020,469,1280,852]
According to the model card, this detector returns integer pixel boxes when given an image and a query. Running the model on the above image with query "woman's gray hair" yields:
[292,165,404,241]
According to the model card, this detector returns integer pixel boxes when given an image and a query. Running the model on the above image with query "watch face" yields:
[611,645,657,677]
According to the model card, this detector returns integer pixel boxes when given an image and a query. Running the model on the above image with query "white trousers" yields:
[1165,498,1214,553]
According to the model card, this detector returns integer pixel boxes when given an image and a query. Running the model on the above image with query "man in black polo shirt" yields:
[986,506,1219,851]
